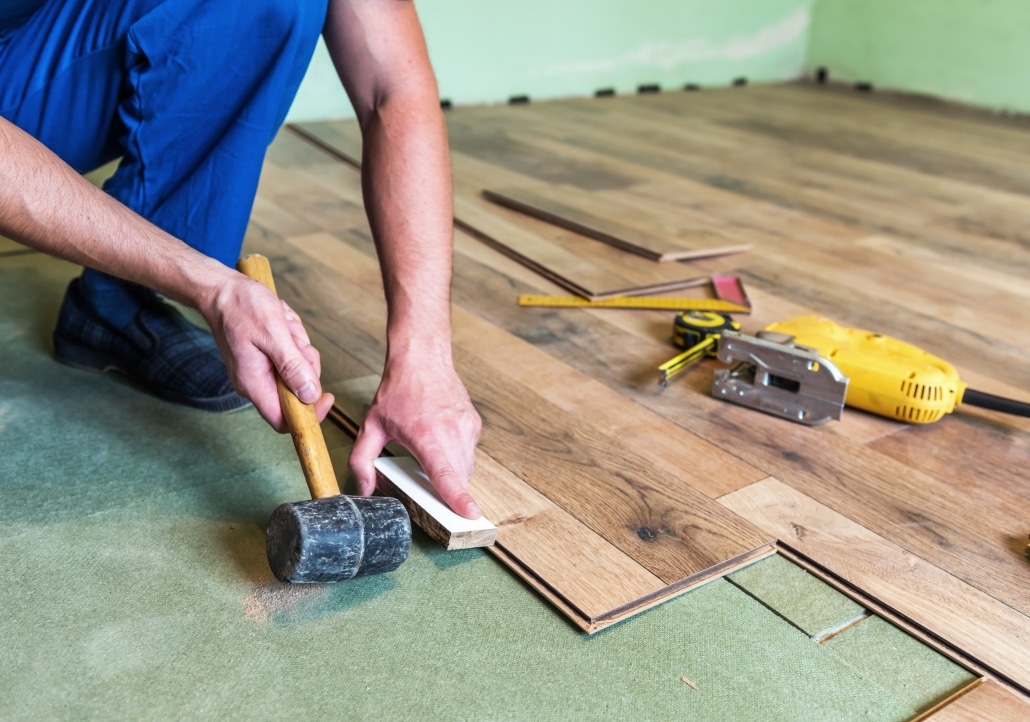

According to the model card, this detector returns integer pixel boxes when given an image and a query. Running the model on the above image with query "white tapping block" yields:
[374,457,497,550]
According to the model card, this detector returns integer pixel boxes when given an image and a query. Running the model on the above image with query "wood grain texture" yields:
[483,186,751,262]
[295,121,720,301]
[285,83,1030,664]
[314,373,731,629]
[923,680,1030,722]
[453,195,710,300]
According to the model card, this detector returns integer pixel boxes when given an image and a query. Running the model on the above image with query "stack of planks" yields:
[247,82,1030,715]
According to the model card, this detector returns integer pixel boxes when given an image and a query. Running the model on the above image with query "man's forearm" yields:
[323,0,456,361]
[324,0,483,517]
[360,93,455,365]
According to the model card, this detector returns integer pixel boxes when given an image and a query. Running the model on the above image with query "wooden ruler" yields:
[517,294,751,313]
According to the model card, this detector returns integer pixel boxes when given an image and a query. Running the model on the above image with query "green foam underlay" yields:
[727,551,867,639]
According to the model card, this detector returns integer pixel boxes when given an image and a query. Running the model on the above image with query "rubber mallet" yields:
[237,254,411,583]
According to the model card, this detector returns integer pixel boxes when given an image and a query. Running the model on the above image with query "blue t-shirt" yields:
[0,1,45,40]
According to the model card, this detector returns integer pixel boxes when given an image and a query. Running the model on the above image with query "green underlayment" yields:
[0,249,976,720]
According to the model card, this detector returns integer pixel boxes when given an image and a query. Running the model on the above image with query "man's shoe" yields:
[52,278,252,413]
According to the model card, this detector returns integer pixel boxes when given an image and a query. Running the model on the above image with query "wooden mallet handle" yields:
[237,254,341,500]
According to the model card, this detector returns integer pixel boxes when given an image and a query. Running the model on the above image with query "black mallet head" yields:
[266,495,411,583]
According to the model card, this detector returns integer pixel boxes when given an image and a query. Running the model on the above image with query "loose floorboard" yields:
[288,82,1030,709]
[481,185,751,262]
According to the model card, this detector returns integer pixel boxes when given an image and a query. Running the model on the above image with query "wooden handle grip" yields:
[237,254,341,500]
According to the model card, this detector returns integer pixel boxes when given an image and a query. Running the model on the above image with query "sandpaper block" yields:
[374,456,497,550]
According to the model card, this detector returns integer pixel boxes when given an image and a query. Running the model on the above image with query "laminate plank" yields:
[453,195,649,298]
[453,152,733,293]
[446,123,637,192]
[290,122,362,167]
[702,88,1030,197]
[483,186,751,262]
[488,96,1030,278]
[719,478,1030,691]
[867,412,1030,523]
[657,388,1030,617]
[451,340,772,582]
[449,303,766,499]
[925,679,1030,721]
[255,160,366,233]
[325,372,675,628]
[573,85,1030,185]
[733,260,1030,391]
[743,84,1030,156]
[743,236,1030,356]
[453,196,709,300]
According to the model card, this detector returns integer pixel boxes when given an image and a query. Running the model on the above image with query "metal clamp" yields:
[712,331,848,425]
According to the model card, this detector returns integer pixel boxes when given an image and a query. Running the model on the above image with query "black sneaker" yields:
[52,278,252,413]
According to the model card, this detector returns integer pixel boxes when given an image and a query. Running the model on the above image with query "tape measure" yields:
[659,311,742,386]
[517,294,750,313]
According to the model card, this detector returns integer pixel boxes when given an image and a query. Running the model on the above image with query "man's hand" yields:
[198,274,334,432]
[350,353,483,519]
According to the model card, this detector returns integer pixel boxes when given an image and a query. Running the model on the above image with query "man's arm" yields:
[323,0,483,519]
[0,118,333,430]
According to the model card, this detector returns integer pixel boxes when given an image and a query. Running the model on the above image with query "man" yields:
[0,0,483,518]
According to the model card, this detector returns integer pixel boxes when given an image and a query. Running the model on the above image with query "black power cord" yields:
[963,389,1030,418]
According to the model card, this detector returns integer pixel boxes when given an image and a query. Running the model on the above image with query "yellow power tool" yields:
[763,316,1029,424]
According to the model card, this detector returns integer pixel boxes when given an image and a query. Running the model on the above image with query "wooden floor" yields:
[245,82,1029,714]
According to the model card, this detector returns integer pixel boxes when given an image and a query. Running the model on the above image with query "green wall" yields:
[288,1,814,121]
[807,0,1030,114]
[286,0,1030,121]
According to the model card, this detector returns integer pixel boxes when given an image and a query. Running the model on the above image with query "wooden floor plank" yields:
[492,94,1030,278]
[453,196,708,300]
[867,413,1030,526]
[924,679,1030,721]
[450,303,763,497]
[482,185,751,262]
[326,373,674,629]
